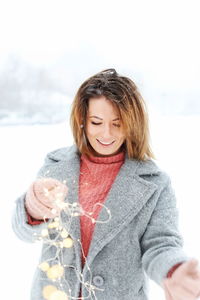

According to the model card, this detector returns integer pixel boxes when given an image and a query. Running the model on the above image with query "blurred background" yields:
[0,0,200,125]
[0,0,200,299]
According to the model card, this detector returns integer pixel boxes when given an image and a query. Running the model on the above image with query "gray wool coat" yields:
[12,145,188,300]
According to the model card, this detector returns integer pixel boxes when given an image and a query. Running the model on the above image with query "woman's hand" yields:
[163,259,200,300]
[25,178,68,220]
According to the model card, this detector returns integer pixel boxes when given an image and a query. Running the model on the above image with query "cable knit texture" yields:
[79,151,125,265]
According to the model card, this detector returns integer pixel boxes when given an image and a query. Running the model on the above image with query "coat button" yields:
[93,275,104,287]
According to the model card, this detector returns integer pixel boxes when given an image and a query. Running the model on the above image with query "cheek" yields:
[117,131,125,140]
[119,129,126,140]
[86,125,98,138]
[118,135,126,145]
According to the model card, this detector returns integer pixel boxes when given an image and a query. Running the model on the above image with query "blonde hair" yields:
[70,69,155,161]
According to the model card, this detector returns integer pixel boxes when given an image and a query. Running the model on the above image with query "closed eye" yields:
[91,121,121,127]
[91,121,102,125]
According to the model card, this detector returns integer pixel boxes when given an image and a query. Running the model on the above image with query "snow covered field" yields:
[1,114,200,300]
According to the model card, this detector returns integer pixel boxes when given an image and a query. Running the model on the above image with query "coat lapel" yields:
[85,158,158,268]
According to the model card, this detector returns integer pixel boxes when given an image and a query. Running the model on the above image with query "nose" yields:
[101,124,113,140]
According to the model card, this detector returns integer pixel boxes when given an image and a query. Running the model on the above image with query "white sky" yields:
[0,0,199,91]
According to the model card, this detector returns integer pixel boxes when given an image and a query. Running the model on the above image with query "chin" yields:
[94,147,120,157]
[88,140,124,157]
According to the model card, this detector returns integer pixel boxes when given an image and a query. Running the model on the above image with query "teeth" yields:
[98,140,114,145]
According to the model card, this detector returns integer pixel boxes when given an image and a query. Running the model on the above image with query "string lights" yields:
[33,178,111,300]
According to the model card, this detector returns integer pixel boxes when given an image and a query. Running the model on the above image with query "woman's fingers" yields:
[25,178,68,220]
[163,278,198,300]
[163,280,174,300]
[162,260,200,300]
[33,178,68,208]
[166,277,200,298]
[171,259,200,296]
[25,183,57,219]
[175,259,200,279]
[178,277,200,296]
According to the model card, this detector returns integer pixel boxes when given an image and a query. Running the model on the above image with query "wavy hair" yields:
[70,68,155,161]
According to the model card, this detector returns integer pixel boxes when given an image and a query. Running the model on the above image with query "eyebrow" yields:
[89,116,120,121]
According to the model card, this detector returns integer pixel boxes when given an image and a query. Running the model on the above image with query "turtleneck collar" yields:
[81,150,125,164]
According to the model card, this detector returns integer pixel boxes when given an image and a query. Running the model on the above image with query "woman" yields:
[12,69,200,300]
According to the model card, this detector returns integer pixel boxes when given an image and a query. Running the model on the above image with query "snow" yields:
[0,93,72,126]
[1,115,200,300]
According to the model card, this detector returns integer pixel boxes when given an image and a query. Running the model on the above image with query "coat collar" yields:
[47,145,161,176]
[47,145,160,270]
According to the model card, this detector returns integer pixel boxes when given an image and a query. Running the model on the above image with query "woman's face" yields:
[85,96,126,156]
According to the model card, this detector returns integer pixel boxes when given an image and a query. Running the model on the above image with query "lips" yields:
[97,139,115,146]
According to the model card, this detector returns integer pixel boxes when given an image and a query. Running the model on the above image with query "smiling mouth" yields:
[97,139,115,146]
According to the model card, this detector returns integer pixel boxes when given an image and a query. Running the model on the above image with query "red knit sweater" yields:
[79,151,125,266]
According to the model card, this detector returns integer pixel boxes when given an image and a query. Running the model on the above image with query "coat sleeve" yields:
[11,154,53,243]
[140,174,189,286]
[11,194,51,243]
